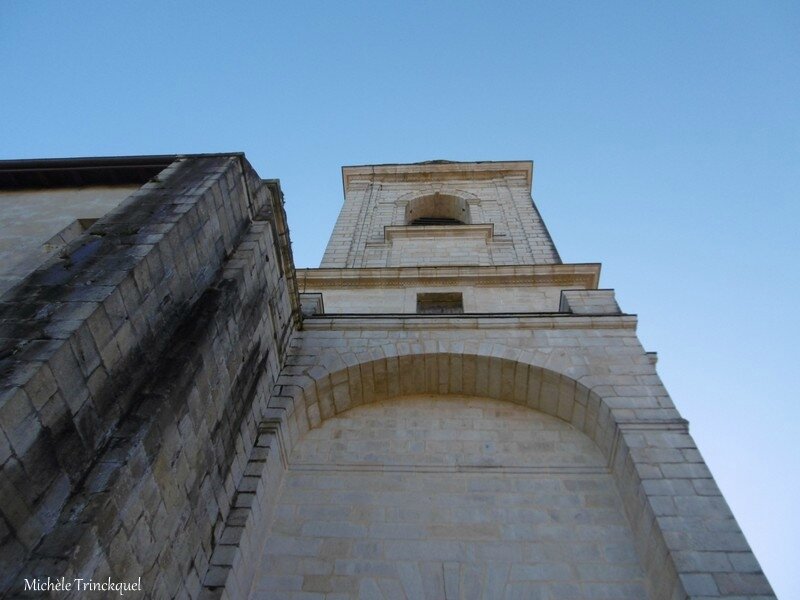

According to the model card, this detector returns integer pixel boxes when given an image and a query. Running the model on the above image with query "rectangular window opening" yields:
[416,292,464,315]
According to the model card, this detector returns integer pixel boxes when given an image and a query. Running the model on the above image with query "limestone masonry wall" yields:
[251,396,650,598]
[0,186,140,296]
[0,155,299,597]
[226,313,774,599]
[308,284,565,314]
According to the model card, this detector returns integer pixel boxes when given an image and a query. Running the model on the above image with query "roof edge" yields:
[0,153,247,190]
[341,160,534,193]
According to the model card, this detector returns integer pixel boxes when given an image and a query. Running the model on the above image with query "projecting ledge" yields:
[383,223,494,241]
[296,263,601,290]
[301,313,638,331]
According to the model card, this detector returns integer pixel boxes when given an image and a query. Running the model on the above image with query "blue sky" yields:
[2,1,798,596]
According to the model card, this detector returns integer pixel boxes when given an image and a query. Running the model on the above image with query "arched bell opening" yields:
[404,193,471,226]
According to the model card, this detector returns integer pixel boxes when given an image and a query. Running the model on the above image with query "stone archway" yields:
[214,350,705,599]
[404,193,471,225]
[249,393,649,598]
[291,353,615,463]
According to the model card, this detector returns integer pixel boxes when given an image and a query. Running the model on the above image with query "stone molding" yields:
[383,223,494,241]
[301,314,638,331]
[342,160,533,191]
[297,263,601,290]
[287,463,612,475]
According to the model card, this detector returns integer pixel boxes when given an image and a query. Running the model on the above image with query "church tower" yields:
[245,160,774,598]
[321,161,558,268]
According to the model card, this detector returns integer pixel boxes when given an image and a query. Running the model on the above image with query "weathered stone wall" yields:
[0,155,299,597]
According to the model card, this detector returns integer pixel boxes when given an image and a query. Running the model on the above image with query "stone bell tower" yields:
[239,160,774,598]
[321,160,559,268]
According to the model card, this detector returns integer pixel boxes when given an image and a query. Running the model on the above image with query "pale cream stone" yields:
[250,396,647,598]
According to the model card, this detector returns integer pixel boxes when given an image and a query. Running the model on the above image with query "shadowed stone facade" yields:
[0,156,774,598]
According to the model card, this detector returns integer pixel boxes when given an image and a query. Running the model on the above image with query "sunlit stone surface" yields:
[251,396,648,599]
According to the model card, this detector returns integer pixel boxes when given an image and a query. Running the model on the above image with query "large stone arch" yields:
[296,353,613,461]
[254,349,681,598]
[210,346,759,600]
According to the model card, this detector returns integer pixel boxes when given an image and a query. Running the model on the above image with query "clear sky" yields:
[2,1,798,596]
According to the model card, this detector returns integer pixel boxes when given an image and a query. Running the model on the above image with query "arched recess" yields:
[240,351,685,598]
[291,353,616,465]
[249,394,650,598]
[403,193,472,225]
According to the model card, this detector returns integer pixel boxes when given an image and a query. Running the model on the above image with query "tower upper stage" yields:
[321,160,561,268]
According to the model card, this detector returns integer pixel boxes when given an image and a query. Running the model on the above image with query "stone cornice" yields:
[301,313,637,331]
[341,161,533,192]
[297,264,601,291]
[289,463,610,475]
[383,223,494,242]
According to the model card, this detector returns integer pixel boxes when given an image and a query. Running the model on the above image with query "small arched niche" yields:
[404,193,471,226]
